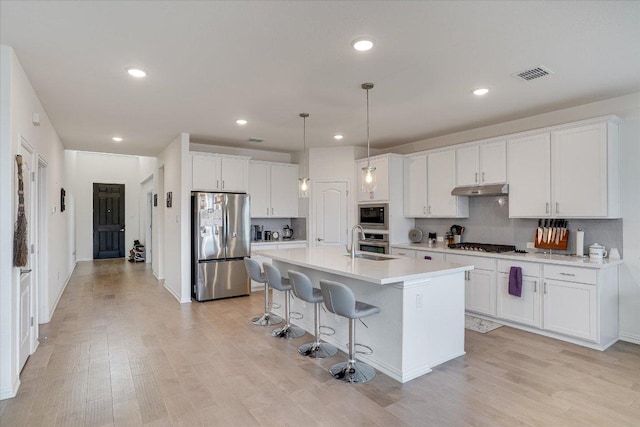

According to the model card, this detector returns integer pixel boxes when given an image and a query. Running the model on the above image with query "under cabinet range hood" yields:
[451,183,509,197]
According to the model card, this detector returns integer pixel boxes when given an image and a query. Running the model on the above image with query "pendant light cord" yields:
[366,87,370,168]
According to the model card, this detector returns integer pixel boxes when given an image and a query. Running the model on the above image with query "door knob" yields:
[120,228,125,232]
[317,238,324,241]
[20,269,32,275]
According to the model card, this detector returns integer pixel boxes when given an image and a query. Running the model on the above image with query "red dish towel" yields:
[508,266,522,297]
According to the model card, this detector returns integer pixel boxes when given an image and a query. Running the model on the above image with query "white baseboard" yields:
[0,377,20,401]
[619,332,640,345]
[163,282,182,302]
[44,261,76,324]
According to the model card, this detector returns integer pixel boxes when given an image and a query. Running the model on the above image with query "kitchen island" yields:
[261,247,474,383]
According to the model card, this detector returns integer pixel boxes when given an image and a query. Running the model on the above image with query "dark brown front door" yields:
[93,183,125,259]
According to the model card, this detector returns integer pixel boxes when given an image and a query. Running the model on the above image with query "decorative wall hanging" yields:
[14,155,28,267]
[166,191,172,208]
[60,188,66,212]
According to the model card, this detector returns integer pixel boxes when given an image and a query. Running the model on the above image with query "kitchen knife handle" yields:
[546,203,550,214]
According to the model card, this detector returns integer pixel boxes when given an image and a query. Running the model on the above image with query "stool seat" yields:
[320,279,380,384]
[288,270,337,359]
[244,258,282,326]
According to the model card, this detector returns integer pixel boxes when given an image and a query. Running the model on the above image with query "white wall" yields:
[69,151,155,261]
[0,45,72,399]
[385,92,640,344]
[157,133,191,303]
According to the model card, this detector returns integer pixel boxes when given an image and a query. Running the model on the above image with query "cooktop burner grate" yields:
[448,242,516,253]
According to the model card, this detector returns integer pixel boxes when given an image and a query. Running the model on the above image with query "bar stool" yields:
[244,258,283,326]
[319,280,380,384]
[263,263,305,339]
[288,270,338,359]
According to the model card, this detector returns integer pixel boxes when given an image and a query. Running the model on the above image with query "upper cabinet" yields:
[508,119,620,218]
[403,150,469,218]
[456,140,507,186]
[249,161,298,218]
[191,153,249,193]
[356,155,390,202]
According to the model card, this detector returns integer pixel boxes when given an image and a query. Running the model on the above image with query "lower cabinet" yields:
[543,279,597,341]
[496,260,542,328]
[447,254,496,316]
[391,248,416,258]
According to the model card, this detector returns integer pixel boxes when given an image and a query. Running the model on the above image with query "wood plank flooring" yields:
[1,259,639,426]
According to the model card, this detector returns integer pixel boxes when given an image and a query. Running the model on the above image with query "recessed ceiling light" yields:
[236,119,248,125]
[352,38,374,51]
[127,68,147,78]
[112,136,123,142]
[473,88,489,96]
[333,134,344,140]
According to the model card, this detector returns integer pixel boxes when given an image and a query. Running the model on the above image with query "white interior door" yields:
[18,141,35,372]
[313,181,348,247]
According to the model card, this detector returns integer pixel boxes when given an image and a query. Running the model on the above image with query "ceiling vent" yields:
[512,65,553,82]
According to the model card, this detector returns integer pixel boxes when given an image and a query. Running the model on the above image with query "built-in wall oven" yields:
[359,232,389,254]
[358,203,388,230]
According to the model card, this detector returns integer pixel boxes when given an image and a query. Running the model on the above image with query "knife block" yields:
[535,230,569,251]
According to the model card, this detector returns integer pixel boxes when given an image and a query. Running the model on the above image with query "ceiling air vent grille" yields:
[513,65,553,81]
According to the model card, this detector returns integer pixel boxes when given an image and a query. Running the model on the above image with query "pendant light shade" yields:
[361,83,377,193]
[298,113,310,198]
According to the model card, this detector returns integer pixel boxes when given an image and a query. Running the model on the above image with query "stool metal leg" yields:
[298,303,337,358]
[271,290,305,339]
[251,284,283,326]
[329,318,376,383]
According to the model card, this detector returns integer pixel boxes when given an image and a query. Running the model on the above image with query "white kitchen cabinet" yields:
[507,133,551,217]
[543,279,597,341]
[249,161,298,218]
[415,249,445,262]
[456,140,507,186]
[552,123,616,217]
[508,118,620,218]
[496,260,542,328]
[191,153,249,192]
[391,247,416,258]
[356,155,390,202]
[403,150,468,218]
[403,154,428,217]
[447,254,496,316]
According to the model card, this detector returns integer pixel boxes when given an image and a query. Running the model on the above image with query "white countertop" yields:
[391,243,622,269]
[252,239,307,246]
[261,246,473,285]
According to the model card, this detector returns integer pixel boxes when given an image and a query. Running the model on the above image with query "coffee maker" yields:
[253,225,263,241]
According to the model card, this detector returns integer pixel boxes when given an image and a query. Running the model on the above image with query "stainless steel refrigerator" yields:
[191,192,251,301]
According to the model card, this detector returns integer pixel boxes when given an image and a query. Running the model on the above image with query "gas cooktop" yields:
[448,242,516,253]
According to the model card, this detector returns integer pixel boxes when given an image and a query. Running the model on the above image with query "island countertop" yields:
[260,246,473,285]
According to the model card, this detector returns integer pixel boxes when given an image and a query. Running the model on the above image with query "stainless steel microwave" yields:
[358,203,389,229]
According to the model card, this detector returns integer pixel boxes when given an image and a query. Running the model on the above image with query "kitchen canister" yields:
[588,243,608,259]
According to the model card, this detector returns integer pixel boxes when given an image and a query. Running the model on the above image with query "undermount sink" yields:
[345,253,392,261]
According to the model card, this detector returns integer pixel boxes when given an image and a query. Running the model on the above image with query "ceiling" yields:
[1,1,639,157]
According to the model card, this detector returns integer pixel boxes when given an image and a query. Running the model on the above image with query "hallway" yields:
[1,259,639,426]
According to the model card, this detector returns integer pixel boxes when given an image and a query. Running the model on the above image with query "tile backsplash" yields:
[414,196,623,256]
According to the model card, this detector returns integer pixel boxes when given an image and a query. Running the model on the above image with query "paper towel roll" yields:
[576,230,585,257]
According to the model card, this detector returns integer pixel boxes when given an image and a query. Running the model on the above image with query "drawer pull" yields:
[559,272,576,276]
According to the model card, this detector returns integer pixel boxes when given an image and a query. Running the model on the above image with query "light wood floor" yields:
[1,259,639,426]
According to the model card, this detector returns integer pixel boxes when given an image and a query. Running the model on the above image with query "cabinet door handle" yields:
[534,281,538,293]
[428,205,432,214]
[423,206,426,214]
[556,202,559,214]
[271,208,274,215]
[546,202,550,214]
[475,172,478,183]
[222,180,225,189]
[482,172,485,182]
[266,208,269,215]
[544,282,548,294]
[216,180,219,189]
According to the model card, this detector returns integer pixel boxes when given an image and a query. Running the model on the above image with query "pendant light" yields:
[361,82,376,193]
[298,113,310,198]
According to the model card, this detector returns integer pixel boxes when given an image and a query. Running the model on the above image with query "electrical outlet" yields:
[526,241,535,249]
